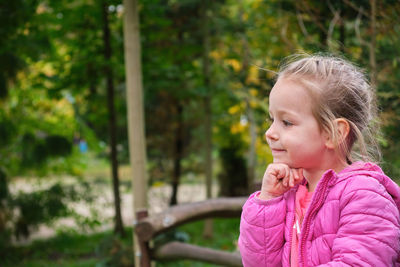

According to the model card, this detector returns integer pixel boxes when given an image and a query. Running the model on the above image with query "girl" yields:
[238,54,400,266]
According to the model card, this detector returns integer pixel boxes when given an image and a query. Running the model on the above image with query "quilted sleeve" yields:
[318,176,400,266]
[238,192,288,267]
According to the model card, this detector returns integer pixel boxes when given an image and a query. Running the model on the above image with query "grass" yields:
[2,228,133,267]
[2,218,240,267]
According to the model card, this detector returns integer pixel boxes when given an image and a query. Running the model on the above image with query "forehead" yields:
[269,78,314,114]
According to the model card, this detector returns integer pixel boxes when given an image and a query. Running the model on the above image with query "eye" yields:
[282,120,293,126]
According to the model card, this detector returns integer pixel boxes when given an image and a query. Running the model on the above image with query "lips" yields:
[271,148,286,153]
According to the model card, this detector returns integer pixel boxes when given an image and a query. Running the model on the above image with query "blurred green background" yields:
[1,0,400,266]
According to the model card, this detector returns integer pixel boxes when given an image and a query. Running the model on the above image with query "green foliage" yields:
[0,167,9,201]
[0,176,97,250]
[0,115,17,147]
[4,0,400,198]
[94,233,134,267]
[11,183,73,240]
[0,168,11,250]
[1,0,400,185]
[19,133,72,168]
[0,0,41,97]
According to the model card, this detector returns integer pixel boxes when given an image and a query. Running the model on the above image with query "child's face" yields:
[266,77,330,170]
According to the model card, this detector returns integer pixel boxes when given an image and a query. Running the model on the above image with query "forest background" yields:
[1,0,400,266]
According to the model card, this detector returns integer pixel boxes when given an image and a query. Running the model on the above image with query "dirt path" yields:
[10,178,219,245]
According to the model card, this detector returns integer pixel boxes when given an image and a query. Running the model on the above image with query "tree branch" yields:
[342,0,369,18]
[296,10,309,37]
[354,7,370,48]
[280,16,296,52]
[327,1,340,42]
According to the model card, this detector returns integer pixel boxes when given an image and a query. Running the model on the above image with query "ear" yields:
[324,118,350,149]
[336,118,350,143]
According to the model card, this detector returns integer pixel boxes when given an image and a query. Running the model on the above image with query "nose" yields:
[265,123,278,142]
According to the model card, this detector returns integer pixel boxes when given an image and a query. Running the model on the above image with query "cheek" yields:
[285,133,314,155]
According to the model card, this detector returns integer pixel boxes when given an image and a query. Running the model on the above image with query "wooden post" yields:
[122,0,148,266]
[136,209,151,267]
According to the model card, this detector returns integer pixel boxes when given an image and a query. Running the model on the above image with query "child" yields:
[238,54,400,266]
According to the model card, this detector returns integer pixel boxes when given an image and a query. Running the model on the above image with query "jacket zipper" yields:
[299,174,332,267]
[289,210,296,265]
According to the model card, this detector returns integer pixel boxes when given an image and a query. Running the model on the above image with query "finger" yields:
[297,168,304,181]
[292,168,304,185]
[276,165,287,180]
[271,165,286,182]
[290,169,299,187]
[282,165,291,187]
[285,168,298,188]
[282,176,288,187]
[292,168,300,187]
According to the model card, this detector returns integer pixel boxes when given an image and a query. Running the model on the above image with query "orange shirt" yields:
[291,185,313,267]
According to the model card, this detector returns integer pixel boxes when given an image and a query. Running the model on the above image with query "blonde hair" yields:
[277,54,381,163]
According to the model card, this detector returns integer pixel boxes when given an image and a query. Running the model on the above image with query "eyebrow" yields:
[268,108,299,118]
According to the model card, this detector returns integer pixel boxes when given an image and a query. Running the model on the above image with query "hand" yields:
[258,163,303,200]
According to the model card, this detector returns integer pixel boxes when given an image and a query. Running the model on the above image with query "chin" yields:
[272,158,301,168]
[273,158,290,165]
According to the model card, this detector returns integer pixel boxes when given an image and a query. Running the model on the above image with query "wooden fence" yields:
[134,197,247,266]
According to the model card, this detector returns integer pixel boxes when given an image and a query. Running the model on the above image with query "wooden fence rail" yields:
[135,197,247,267]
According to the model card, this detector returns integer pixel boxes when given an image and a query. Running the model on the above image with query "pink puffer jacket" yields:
[239,162,400,266]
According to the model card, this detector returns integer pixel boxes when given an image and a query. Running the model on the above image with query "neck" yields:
[304,158,348,192]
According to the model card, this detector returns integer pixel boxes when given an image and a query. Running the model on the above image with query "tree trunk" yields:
[87,63,97,96]
[246,99,256,193]
[102,0,124,237]
[170,103,183,206]
[122,0,148,266]
[369,0,377,88]
[201,0,214,239]
[239,0,254,194]
[168,27,185,207]
[339,0,346,53]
